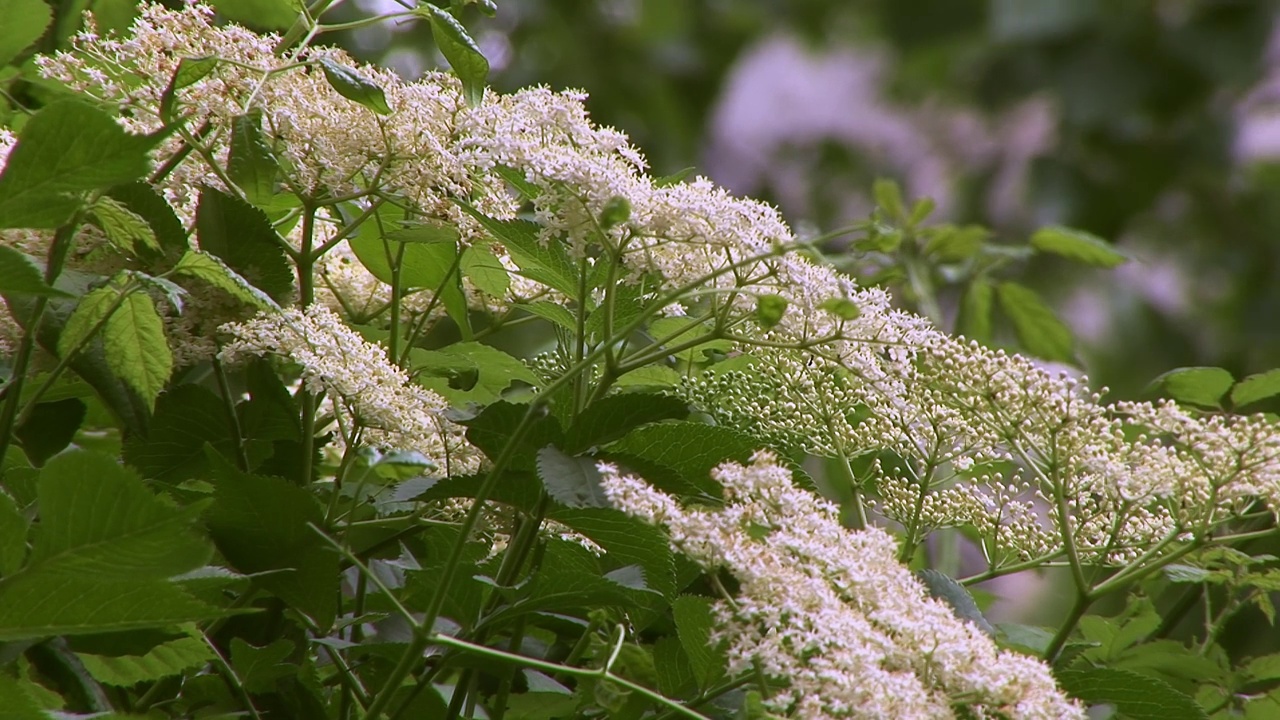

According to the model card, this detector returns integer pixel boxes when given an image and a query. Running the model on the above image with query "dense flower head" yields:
[218,304,481,474]
[600,452,1084,719]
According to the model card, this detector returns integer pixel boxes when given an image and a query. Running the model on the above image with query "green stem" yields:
[0,219,80,467]
[1043,591,1093,664]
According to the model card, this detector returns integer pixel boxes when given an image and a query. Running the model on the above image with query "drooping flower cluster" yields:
[218,304,481,474]
[600,452,1084,720]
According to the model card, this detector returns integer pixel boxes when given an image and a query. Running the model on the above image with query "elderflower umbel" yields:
[219,305,481,474]
[599,452,1083,720]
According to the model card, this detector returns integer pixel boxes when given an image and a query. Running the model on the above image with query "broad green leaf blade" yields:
[15,397,85,466]
[923,225,989,261]
[653,636,698,699]
[605,422,762,498]
[91,195,161,257]
[0,246,72,297]
[1150,367,1235,408]
[228,112,277,205]
[0,0,51,66]
[957,276,994,343]
[347,220,470,335]
[57,285,120,359]
[172,250,279,310]
[79,633,214,686]
[418,4,489,107]
[106,181,188,255]
[1030,226,1127,268]
[995,281,1074,362]
[457,204,579,299]
[672,595,725,690]
[0,101,158,229]
[563,393,688,454]
[464,401,564,472]
[916,569,996,636]
[1231,369,1280,409]
[196,187,293,300]
[230,638,296,693]
[754,294,788,330]
[0,574,226,641]
[872,178,905,221]
[537,446,609,509]
[31,451,212,578]
[551,507,675,599]
[0,674,52,719]
[206,454,338,629]
[123,384,240,482]
[410,341,540,406]
[160,56,220,119]
[517,302,576,330]
[103,292,173,410]
[0,492,26,577]
[319,58,391,115]
[1056,667,1207,720]
[460,241,510,297]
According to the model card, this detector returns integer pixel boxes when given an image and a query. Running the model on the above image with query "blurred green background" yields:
[319,0,1280,400]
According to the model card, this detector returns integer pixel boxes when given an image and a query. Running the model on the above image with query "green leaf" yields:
[0,492,27,577]
[647,317,733,362]
[672,596,725,690]
[91,195,161,257]
[1056,667,1207,720]
[924,225,989,261]
[461,241,511,297]
[464,401,564,472]
[230,638,296,694]
[0,574,226,641]
[228,112,277,205]
[196,186,293,301]
[614,365,682,390]
[996,281,1074,362]
[172,250,279,310]
[958,277,994,343]
[458,205,579,299]
[103,292,173,411]
[551,507,675,599]
[79,633,214,686]
[605,421,762,498]
[916,569,996,637]
[0,246,71,297]
[819,296,861,320]
[653,636,698,699]
[418,4,489,107]
[537,446,608,509]
[1231,369,1280,409]
[58,284,119,360]
[347,210,470,335]
[1150,367,1235,408]
[517,301,576,330]
[0,674,46,719]
[654,167,696,187]
[754,294,788,330]
[123,384,239,482]
[872,178,905,221]
[29,451,212,579]
[487,540,640,626]
[159,56,220,119]
[15,397,85,466]
[0,101,158,229]
[410,341,539,406]
[319,58,391,115]
[206,453,338,629]
[564,393,688,454]
[0,0,52,66]
[209,0,299,30]
[1030,226,1127,268]
[1245,653,1280,683]
[106,182,188,255]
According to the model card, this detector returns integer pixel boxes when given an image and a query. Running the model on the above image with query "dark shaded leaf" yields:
[319,58,391,115]
[1056,667,1207,720]
[206,453,338,629]
[537,446,608,509]
[196,187,293,301]
[15,397,85,466]
[563,393,688,454]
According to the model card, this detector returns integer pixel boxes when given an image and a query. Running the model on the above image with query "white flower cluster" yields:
[600,452,1084,720]
[218,304,481,474]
